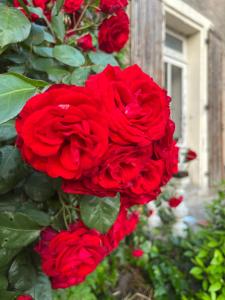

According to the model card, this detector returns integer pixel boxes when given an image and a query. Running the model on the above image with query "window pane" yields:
[165,33,183,53]
[164,62,168,89]
[171,65,182,139]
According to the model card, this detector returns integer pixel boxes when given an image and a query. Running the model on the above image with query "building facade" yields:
[130,0,225,193]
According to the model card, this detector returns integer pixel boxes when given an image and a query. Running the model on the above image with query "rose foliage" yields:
[0,0,178,299]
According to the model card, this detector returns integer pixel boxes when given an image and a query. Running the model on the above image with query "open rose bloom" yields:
[16,64,178,288]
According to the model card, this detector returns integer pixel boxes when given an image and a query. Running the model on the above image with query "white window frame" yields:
[163,0,212,190]
[164,30,188,146]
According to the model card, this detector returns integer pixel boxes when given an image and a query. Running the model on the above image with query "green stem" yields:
[58,192,70,229]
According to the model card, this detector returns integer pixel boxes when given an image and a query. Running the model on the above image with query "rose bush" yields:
[0,0,178,299]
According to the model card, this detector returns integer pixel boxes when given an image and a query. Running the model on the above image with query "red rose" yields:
[16,85,109,179]
[35,222,107,289]
[100,0,128,14]
[103,207,139,252]
[86,65,170,146]
[168,196,183,208]
[121,159,164,207]
[33,0,49,10]
[132,249,144,258]
[63,148,164,207]
[153,120,179,184]
[63,145,151,197]
[186,149,197,162]
[63,0,83,13]
[77,34,96,52]
[17,296,33,300]
[98,11,129,53]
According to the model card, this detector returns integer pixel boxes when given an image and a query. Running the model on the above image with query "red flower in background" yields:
[98,11,129,53]
[77,34,96,52]
[35,222,107,289]
[63,0,83,13]
[16,85,109,180]
[100,0,128,14]
[132,249,144,258]
[17,295,33,300]
[186,149,197,162]
[168,196,183,208]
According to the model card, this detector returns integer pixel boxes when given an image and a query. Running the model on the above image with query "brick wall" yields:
[182,0,225,41]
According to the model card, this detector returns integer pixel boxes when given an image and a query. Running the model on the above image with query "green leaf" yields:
[53,45,85,67]
[25,172,55,203]
[33,46,53,58]
[88,51,118,68]
[56,0,65,14]
[70,67,91,86]
[0,120,16,143]
[8,252,38,291]
[19,208,50,227]
[0,211,41,249]
[209,282,222,293]
[25,23,45,45]
[190,266,203,279]
[8,72,49,88]
[0,45,7,55]
[80,195,120,233]
[0,146,25,194]
[0,274,7,289]
[211,250,224,265]
[0,5,31,47]
[51,13,65,42]
[47,67,70,83]
[28,272,52,300]
[0,248,20,270]
[0,74,37,124]
[91,65,105,73]
[43,31,56,43]
[8,66,25,74]
[0,290,19,300]
[30,57,57,73]
[5,53,27,64]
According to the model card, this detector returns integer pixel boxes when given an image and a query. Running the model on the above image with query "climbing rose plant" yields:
[0,0,178,299]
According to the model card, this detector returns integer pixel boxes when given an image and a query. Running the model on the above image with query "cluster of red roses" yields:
[14,0,129,53]
[16,64,178,289]
[16,64,178,208]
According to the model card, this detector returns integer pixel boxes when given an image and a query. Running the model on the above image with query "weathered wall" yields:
[130,0,163,85]
[182,0,225,41]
